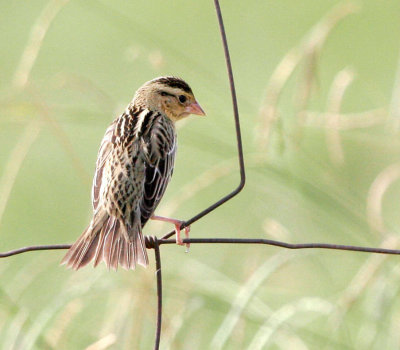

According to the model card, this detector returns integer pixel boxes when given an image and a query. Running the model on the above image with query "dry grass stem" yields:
[257,2,358,151]
[13,0,70,89]
[8,258,55,299]
[46,300,83,348]
[367,163,400,234]
[51,73,115,111]
[162,298,203,349]
[274,332,309,350]
[85,334,117,350]
[262,218,292,241]
[325,68,355,165]
[247,298,333,350]
[301,108,386,129]
[3,311,29,350]
[180,259,272,319]
[211,252,300,350]
[389,50,400,131]
[329,234,400,328]
[0,121,41,226]
[29,89,92,184]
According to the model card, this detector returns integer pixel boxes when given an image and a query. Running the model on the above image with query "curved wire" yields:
[161,0,245,240]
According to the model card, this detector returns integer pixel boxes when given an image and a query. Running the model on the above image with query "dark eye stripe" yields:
[160,91,174,97]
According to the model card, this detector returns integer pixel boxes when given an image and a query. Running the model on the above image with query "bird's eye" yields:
[178,95,187,103]
[160,91,168,96]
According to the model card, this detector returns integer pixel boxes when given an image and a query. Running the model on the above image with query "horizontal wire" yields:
[0,244,71,257]
[1,238,399,258]
[159,238,400,255]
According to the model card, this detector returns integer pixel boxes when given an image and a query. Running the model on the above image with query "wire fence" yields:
[1,1,400,349]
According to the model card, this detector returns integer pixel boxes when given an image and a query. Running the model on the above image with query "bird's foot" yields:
[151,215,191,251]
[175,224,191,252]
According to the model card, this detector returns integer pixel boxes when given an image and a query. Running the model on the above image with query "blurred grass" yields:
[1,0,400,349]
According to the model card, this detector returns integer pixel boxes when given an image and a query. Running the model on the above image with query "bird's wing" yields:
[140,118,177,226]
[92,120,116,211]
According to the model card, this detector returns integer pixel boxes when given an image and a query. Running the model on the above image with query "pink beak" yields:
[185,101,206,116]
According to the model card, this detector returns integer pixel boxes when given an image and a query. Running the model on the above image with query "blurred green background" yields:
[1,0,400,349]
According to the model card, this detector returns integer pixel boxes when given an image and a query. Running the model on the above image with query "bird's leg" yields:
[151,215,190,251]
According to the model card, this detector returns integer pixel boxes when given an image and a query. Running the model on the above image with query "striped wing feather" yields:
[140,147,175,226]
[92,121,116,210]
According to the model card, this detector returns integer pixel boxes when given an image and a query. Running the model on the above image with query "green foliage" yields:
[1,0,400,349]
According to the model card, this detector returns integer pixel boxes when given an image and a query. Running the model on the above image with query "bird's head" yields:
[134,76,205,122]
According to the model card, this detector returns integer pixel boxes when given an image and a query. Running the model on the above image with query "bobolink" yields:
[62,76,205,270]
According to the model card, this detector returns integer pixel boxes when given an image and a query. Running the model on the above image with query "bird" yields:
[61,76,205,270]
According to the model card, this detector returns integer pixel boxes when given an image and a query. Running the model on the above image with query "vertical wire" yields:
[153,238,162,350]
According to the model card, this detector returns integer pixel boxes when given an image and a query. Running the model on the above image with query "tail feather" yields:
[61,227,94,270]
[110,236,121,270]
[61,212,149,270]
[120,239,128,269]
[136,231,149,266]
[93,220,109,268]
[77,233,100,269]
[103,219,118,269]
[126,242,133,269]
